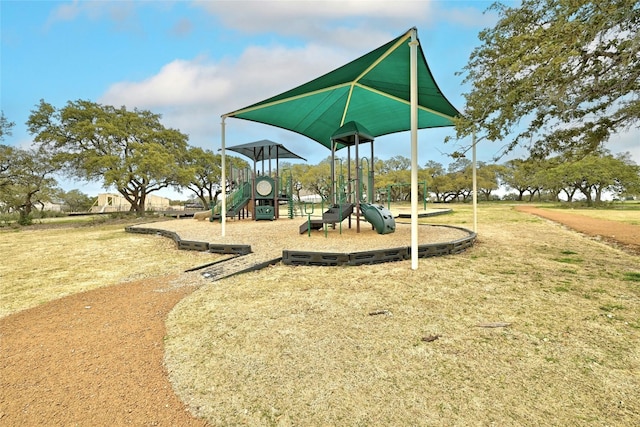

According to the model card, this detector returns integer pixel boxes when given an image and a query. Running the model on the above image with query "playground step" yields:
[199,252,282,282]
[299,218,325,234]
[322,203,354,223]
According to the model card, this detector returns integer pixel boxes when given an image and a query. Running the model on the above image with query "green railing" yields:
[280,169,296,219]
[210,181,252,220]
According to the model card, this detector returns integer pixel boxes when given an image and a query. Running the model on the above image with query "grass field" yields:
[0,220,218,318]
[165,203,640,426]
[2,204,639,425]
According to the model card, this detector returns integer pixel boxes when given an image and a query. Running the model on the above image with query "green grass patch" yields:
[553,257,584,264]
[600,304,625,312]
[623,272,640,282]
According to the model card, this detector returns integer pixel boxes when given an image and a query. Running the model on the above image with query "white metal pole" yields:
[331,141,336,205]
[355,133,360,233]
[472,130,478,233]
[409,29,419,270]
[221,117,226,237]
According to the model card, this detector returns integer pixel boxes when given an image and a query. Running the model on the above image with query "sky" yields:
[2,0,638,200]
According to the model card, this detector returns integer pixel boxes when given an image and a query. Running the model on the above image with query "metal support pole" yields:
[409,29,419,270]
[331,141,336,205]
[355,134,360,233]
[220,117,226,237]
[472,130,478,233]
[370,142,375,202]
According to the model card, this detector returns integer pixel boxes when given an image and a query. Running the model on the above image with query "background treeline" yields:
[2,102,639,226]
[284,151,640,205]
[3,0,639,224]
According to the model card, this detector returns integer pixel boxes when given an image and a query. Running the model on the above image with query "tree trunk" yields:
[595,187,603,203]
[578,185,593,206]
[135,193,146,215]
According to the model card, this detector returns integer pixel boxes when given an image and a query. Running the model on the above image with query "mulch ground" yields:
[1,206,638,426]
[0,277,207,426]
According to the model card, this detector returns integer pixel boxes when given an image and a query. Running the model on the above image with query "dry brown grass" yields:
[165,204,640,426]
[0,222,218,318]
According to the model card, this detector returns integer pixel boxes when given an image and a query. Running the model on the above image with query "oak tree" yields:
[456,0,639,158]
[28,100,190,215]
[181,146,249,208]
[0,146,59,224]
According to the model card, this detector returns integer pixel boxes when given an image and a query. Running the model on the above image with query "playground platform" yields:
[127,205,475,279]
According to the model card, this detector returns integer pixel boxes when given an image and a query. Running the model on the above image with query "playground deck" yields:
[127,207,474,276]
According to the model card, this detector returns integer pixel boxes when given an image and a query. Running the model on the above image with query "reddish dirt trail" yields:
[515,205,640,254]
[0,277,208,426]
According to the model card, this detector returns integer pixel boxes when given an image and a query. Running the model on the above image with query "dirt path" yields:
[515,205,640,254]
[1,207,638,426]
[0,275,208,426]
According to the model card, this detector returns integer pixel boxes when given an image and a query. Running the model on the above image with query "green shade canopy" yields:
[224,139,307,162]
[331,121,375,146]
[219,27,465,270]
[224,27,460,150]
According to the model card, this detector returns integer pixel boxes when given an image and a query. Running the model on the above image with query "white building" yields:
[90,193,172,213]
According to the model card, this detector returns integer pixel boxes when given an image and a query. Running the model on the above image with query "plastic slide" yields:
[360,203,396,234]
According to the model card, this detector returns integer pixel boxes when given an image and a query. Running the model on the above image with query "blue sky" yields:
[2,0,638,199]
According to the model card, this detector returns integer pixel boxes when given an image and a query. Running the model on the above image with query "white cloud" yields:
[101,44,348,111]
[100,43,350,151]
[45,0,142,33]
[434,4,500,29]
[609,127,640,164]
[192,0,497,50]
[101,57,233,108]
[194,0,432,36]
[45,1,82,25]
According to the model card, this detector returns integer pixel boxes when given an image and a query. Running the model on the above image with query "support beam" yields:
[220,117,226,237]
[409,29,419,270]
[355,133,360,233]
[472,130,478,233]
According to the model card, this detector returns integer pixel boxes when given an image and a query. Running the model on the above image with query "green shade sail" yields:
[331,121,375,146]
[224,27,460,149]
[224,139,307,162]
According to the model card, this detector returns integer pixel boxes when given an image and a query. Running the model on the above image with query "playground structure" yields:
[219,28,464,269]
[292,120,397,236]
[210,140,303,222]
[210,130,397,236]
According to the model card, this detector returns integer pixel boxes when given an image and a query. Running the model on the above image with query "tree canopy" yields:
[27,100,190,214]
[0,112,14,141]
[181,146,249,208]
[456,0,639,159]
[0,145,59,224]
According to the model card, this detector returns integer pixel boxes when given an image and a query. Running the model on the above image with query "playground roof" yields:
[223,27,460,150]
[225,140,307,162]
[331,121,375,146]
